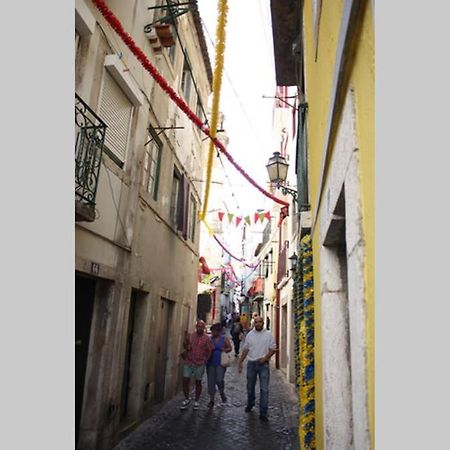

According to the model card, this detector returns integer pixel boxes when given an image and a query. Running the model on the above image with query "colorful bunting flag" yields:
[236,216,242,227]
[244,215,251,226]
[227,213,234,224]
[265,211,271,221]
[258,212,266,223]
[254,213,259,224]
[218,211,225,222]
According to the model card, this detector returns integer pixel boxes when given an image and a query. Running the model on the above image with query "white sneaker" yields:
[193,401,200,410]
[180,399,191,410]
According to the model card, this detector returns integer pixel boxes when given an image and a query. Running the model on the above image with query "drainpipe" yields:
[275,215,282,369]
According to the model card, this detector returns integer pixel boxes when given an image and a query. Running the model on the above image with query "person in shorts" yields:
[180,320,213,410]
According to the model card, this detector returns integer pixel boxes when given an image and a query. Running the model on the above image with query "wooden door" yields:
[154,299,171,403]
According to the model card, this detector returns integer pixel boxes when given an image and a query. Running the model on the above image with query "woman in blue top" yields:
[206,323,232,408]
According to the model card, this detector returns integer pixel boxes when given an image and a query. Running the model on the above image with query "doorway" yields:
[75,274,96,445]
[154,298,173,403]
[120,289,148,423]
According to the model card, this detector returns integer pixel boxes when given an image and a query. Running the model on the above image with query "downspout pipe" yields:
[275,216,282,369]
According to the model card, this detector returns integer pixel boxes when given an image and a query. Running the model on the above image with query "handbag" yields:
[221,351,233,368]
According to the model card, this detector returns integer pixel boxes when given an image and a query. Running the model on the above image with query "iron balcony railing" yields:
[75,93,106,210]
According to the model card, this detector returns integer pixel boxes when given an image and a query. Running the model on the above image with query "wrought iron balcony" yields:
[75,93,106,222]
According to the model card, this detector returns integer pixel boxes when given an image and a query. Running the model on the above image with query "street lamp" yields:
[288,253,298,272]
[266,151,298,200]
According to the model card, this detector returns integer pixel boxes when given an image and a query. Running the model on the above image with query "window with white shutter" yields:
[98,70,133,167]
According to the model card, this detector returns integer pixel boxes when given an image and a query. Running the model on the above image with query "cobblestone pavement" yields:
[114,356,299,450]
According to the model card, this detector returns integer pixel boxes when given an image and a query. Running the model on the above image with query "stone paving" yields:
[114,356,299,450]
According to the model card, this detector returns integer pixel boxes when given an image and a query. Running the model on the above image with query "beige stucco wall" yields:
[75,1,211,448]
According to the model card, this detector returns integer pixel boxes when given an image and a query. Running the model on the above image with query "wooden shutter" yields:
[176,175,189,238]
[99,70,133,165]
[182,177,190,239]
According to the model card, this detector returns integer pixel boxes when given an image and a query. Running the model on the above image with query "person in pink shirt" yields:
[180,320,213,410]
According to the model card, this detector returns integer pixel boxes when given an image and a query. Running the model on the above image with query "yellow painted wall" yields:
[302,1,374,448]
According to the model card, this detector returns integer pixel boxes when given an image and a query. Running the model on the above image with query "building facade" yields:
[270,0,374,448]
[75,0,212,448]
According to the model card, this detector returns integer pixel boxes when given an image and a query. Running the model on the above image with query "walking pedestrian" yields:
[180,320,213,410]
[238,316,277,422]
[231,317,244,357]
[206,323,232,408]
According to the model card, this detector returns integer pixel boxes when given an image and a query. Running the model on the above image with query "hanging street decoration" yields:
[90,0,290,210]
[200,0,229,220]
[211,210,272,227]
[296,235,316,449]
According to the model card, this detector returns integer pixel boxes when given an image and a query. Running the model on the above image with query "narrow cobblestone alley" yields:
[114,356,299,450]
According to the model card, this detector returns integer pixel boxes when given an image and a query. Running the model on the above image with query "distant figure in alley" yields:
[180,320,212,410]
[231,317,244,357]
[238,315,277,422]
[206,323,232,408]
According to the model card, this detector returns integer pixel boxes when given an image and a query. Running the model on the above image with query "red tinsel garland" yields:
[91,0,289,208]
[213,235,258,269]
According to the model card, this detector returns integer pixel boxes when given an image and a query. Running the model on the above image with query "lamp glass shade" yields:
[288,253,298,270]
[266,151,289,183]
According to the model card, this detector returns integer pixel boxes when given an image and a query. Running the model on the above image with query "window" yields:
[188,194,197,241]
[143,131,162,200]
[167,43,176,65]
[181,54,192,103]
[170,168,190,238]
[170,169,181,226]
[98,70,133,167]
[196,97,205,123]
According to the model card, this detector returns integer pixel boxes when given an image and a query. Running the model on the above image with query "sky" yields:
[197,0,278,214]
[197,0,280,271]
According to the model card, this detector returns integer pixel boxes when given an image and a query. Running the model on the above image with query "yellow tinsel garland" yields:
[200,0,229,220]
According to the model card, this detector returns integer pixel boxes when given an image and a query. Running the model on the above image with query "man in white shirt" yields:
[238,316,277,421]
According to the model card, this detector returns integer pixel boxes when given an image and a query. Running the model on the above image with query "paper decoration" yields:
[254,213,259,224]
[236,216,242,227]
[200,0,229,220]
[265,211,271,221]
[90,0,289,211]
[244,215,251,226]
[258,212,266,223]
[218,211,225,222]
[227,213,234,224]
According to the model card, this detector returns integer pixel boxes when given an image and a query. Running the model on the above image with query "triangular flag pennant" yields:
[259,212,266,223]
[265,211,271,221]
[227,213,234,224]
[254,212,259,223]
[218,211,225,222]
[236,216,242,227]
[244,215,251,226]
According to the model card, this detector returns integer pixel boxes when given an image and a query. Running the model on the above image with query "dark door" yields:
[75,274,96,445]
[120,290,138,420]
[154,299,171,403]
